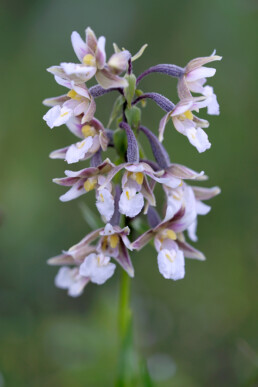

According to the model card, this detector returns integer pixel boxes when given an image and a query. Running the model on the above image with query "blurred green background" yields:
[0,0,257,385]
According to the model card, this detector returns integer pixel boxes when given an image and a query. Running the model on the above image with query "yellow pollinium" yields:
[183,110,194,120]
[67,89,81,101]
[165,229,177,240]
[84,177,97,192]
[131,172,144,185]
[109,234,119,249]
[83,54,96,66]
[82,125,96,138]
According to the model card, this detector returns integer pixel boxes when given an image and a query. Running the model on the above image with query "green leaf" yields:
[125,106,141,129]
[107,95,125,128]
[79,202,103,230]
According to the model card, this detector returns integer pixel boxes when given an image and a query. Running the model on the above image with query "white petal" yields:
[43,106,73,128]
[79,253,116,285]
[61,62,96,81]
[55,267,74,289]
[59,181,85,202]
[119,188,144,218]
[96,189,115,222]
[71,31,87,62]
[187,220,198,242]
[186,67,216,82]
[100,223,115,236]
[65,137,93,164]
[196,201,211,215]
[185,128,211,153]
[68,278,87,297]
[203,86,220,115]
[157,249,185,280]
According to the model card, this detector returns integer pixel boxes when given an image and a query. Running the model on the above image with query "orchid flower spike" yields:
[43,26,221,297]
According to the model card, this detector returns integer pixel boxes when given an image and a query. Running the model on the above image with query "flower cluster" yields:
[43,27,221,296]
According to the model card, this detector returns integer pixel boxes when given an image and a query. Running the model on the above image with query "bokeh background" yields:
[0,0,257,386]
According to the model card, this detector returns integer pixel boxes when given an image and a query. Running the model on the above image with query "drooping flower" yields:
[43,78,96,128]
[164,182,221,241]
[55,267,89,297]
[159,98,211,152]
[48,223,134,297]
[132,208,206,280]
[49,117,109,164]
[50,27,131,89]
[178,51,222,115]
[54,251,116,297]
[53,158,115,202]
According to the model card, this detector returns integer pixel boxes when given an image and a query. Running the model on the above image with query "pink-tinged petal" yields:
[59,181,86,202]
[53,176,79,186]
[176,240,206,261]
[186,67,216,82]
[99,131,109,151]
[185,128,211,153]
[47,253,75,265]
[71,31,87,62]
[71,228,104,252]
[81,98,96,124]
[66,116,84,138]
[131,229,155,250]
[98,164,126,190]
[141,176,156,206]
[185,54,222,73]
[86,27,98,52]
[43,94,68,107]
[116,243,134,277]
[177,76,192,100]
[187,78,207,93]
[170,100,194,117]
[95,36,106,69]
[61,62,96,82]
[192,186,221,200]
[159,112,171,142]
[173,116,198,135]
[108,50,131,73]
[54,75,72,89]
[49,146,69,159]
[166,164,205,180]
[196,201,211,215]
[192,116,209,128]
[63,99,80,111]
[72,83,91,99]
[73,101,89,116]
[187,220,198,242]
[95,68,128,89]
[152,173,181,189]
[47,66,69,79]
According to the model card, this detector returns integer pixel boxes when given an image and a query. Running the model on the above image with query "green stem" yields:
[116,270,133,386]
[119,269,131,336]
